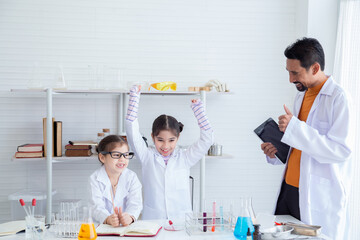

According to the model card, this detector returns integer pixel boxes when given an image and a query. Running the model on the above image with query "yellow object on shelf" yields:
[149,81,177,91]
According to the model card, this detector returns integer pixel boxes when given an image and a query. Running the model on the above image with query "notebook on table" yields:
[96,220,162,237]
[254,118,290,164]
[0,220,26,236]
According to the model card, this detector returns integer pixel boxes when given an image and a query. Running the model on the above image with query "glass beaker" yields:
[78,207,97,240]
[27,62,43,89]
[25,215,46,240]
[233,198,254,239]
[54,65,66,89]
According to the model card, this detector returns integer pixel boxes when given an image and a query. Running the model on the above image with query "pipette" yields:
[19,199,30,217]
[168,220,175,230]
[32,198,36,216]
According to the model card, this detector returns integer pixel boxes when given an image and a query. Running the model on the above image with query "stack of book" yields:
[65,144,92,157]
[15,144,44,158]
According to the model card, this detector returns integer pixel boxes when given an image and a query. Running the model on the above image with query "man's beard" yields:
[294,82,308,92]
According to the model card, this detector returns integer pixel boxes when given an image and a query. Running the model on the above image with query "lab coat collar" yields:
[318,75,335,96]
[294,76,335,117]
[96,166,128,206]
[150,146,180,168]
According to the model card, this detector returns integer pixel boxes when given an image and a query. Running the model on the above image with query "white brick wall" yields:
[0,0,298,222]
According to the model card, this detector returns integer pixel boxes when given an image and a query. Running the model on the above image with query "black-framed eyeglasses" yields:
[100,151,134,159]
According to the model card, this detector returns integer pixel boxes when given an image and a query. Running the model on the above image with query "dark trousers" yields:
[275,180,301,221]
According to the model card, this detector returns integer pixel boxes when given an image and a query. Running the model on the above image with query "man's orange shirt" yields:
[285,79,327,188]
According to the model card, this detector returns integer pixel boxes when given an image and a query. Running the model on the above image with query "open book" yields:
[0,220,26,236]
[96,220,162,237]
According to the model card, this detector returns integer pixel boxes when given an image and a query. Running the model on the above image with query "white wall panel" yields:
[0,0,296,222]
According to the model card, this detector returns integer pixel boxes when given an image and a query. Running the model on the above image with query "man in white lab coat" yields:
[261,38,352,239]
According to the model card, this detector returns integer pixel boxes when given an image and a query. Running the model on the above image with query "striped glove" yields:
[126,85,141,122]
[191,99,211,131]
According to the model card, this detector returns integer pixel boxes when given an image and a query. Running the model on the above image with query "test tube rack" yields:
[185,212,234,236]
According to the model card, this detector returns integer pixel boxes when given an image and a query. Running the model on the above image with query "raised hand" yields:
[261,142,278,158]
[126,85,141,122]
[278,104,293,132]
[191,99,211,131]
[118,207,133,226]
[130,85,141,95]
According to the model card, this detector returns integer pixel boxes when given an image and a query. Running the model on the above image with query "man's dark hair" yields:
[284,37,325,71]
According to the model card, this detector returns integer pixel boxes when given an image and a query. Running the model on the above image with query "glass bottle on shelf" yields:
[78,206,97,240]
[95,133,105,154]
[102,129,110,137]
[54,65,66,89]
[97,133,105,143]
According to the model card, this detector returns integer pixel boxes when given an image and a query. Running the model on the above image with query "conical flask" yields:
[246,197,256,225]
[233,198,254,239]
[78,207,97,240]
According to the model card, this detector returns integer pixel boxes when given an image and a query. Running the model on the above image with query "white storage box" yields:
[8,190,56,220]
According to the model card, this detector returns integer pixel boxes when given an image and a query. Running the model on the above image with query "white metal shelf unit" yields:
[10,88,225,222]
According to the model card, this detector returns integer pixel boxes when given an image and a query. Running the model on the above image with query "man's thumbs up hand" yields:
[278,104,293,132]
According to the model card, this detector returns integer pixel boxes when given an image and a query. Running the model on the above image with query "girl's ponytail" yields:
[178,122,184,133]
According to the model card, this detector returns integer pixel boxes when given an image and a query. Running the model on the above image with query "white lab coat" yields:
[267,76,352,239]
[88,166,143,224]
[126,119,214,220]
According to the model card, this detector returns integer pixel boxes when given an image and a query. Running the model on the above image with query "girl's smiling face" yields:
[152,130,179,157]
[99,144,130,175]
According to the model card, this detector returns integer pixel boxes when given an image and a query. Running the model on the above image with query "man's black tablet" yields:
[254,118,290,164]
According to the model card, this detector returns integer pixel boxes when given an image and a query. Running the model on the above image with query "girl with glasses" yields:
[126,85,214,221]
[89,135,142,226]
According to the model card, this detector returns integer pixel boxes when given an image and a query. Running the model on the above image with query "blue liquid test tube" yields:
[220,206,224,231]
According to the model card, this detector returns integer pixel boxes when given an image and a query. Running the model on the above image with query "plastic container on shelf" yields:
[8,190,57,220]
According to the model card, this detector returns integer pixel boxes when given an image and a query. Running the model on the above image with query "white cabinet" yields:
[10,88,231,223]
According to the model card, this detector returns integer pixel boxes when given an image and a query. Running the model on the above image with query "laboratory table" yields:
[0,215,330,240]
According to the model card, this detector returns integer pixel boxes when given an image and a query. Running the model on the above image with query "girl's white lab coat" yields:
[89,166,143,224]
[267,76,352,239]
[126,119,214,220]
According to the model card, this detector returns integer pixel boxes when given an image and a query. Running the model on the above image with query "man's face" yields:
[286,59,313,92]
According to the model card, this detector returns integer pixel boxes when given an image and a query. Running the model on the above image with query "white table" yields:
[0,216,330,240]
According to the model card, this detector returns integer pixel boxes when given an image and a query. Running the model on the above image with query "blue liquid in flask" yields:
[233,217,254,239]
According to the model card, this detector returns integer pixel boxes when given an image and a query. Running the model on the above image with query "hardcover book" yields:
[65,149,92,157]
[17,144,43,152]
[15,151,43,158]
[69,141,97,146]
[43,117,55,157]
[65,144,92,150]
[54,121,62,157]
